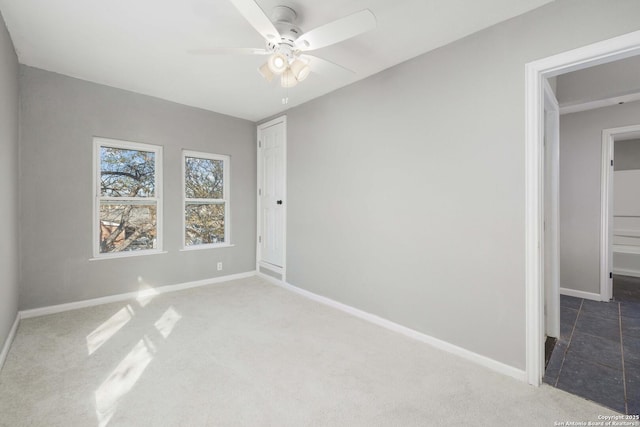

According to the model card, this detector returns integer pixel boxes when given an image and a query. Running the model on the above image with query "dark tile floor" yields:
[616,275,640,304]
[544,282,640,415]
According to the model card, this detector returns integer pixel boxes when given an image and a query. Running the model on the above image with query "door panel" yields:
[544,85,560,339]
[258,119,285,268]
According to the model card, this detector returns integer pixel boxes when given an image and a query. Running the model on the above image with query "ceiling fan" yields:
[190,0,377,88]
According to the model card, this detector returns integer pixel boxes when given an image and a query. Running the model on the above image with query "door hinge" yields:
[258,188,261,196]
[258,236,262,243]
[611,159,614,166]
[258,140,262,148]
[610,272,613,279]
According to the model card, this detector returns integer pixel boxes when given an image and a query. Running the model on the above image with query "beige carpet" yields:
[0,276,624,426]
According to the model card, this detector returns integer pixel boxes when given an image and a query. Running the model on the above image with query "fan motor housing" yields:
[274,22,301,45]
[266,6,302,56]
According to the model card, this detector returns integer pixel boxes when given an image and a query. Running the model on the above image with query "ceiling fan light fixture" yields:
[281,68,298,88]
[290,59,310,82]
[267,53,288,74]
[258,62,275,82]
[193,3,376,90]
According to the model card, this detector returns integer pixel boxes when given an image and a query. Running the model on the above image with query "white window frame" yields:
[93,137,164,259]
[182,150,231,250]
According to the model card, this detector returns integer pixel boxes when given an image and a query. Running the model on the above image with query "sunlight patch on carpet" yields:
[136,277,158,307]
[95,337,155,427]
[154,306,182,339]
[86,305,134,355]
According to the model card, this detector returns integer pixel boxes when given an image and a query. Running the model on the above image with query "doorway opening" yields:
[525,29,640,387]
[602,126,640,302]
[542,56,640,414]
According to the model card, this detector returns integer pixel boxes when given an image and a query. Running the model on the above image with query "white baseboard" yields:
[257,272,527,382]
[258,261,283,275]
[613,268,640,278]
[20,271,256,319]
[559,287,602,302]
[0,313,20,371]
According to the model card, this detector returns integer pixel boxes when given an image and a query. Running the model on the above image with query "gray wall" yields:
[614,139,640,171]
[559,101,640,295]
[19,66,256,310]
[0,12,19,351]
[283,0,640,370]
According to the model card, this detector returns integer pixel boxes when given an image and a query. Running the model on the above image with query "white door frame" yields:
[543,79,560,340]
[256,115,287,281]
[525,29,640,386]
[600,124,640,301]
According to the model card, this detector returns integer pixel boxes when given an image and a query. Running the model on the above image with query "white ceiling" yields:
[0,0,553,121]
[556,54,640,115]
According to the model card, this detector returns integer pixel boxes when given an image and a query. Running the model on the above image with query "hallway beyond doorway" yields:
[544,295,640,415]
[614,274,640,304]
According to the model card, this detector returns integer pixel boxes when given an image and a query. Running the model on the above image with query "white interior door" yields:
[257,117,286,272]
[543,81,560,339]
[607,140,614,301]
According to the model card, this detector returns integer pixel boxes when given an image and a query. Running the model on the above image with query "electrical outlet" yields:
[217,262,223,271]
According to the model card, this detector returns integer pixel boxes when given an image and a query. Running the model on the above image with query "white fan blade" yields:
[301,54,355,77]
[188,48,270,55]
[295,10,376,51]
[229,0,281,41]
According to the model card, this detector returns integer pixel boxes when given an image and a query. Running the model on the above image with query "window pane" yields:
[99,203,157,253]
[101,147,155,197]
[185,203,225,246]
[185,157,223,199]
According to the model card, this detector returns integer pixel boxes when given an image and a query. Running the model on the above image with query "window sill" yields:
[90,250,168,261]
[179,244,235,252]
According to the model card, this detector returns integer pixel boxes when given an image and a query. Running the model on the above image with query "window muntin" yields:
[183,151,230,248]
[94,138,162,257]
